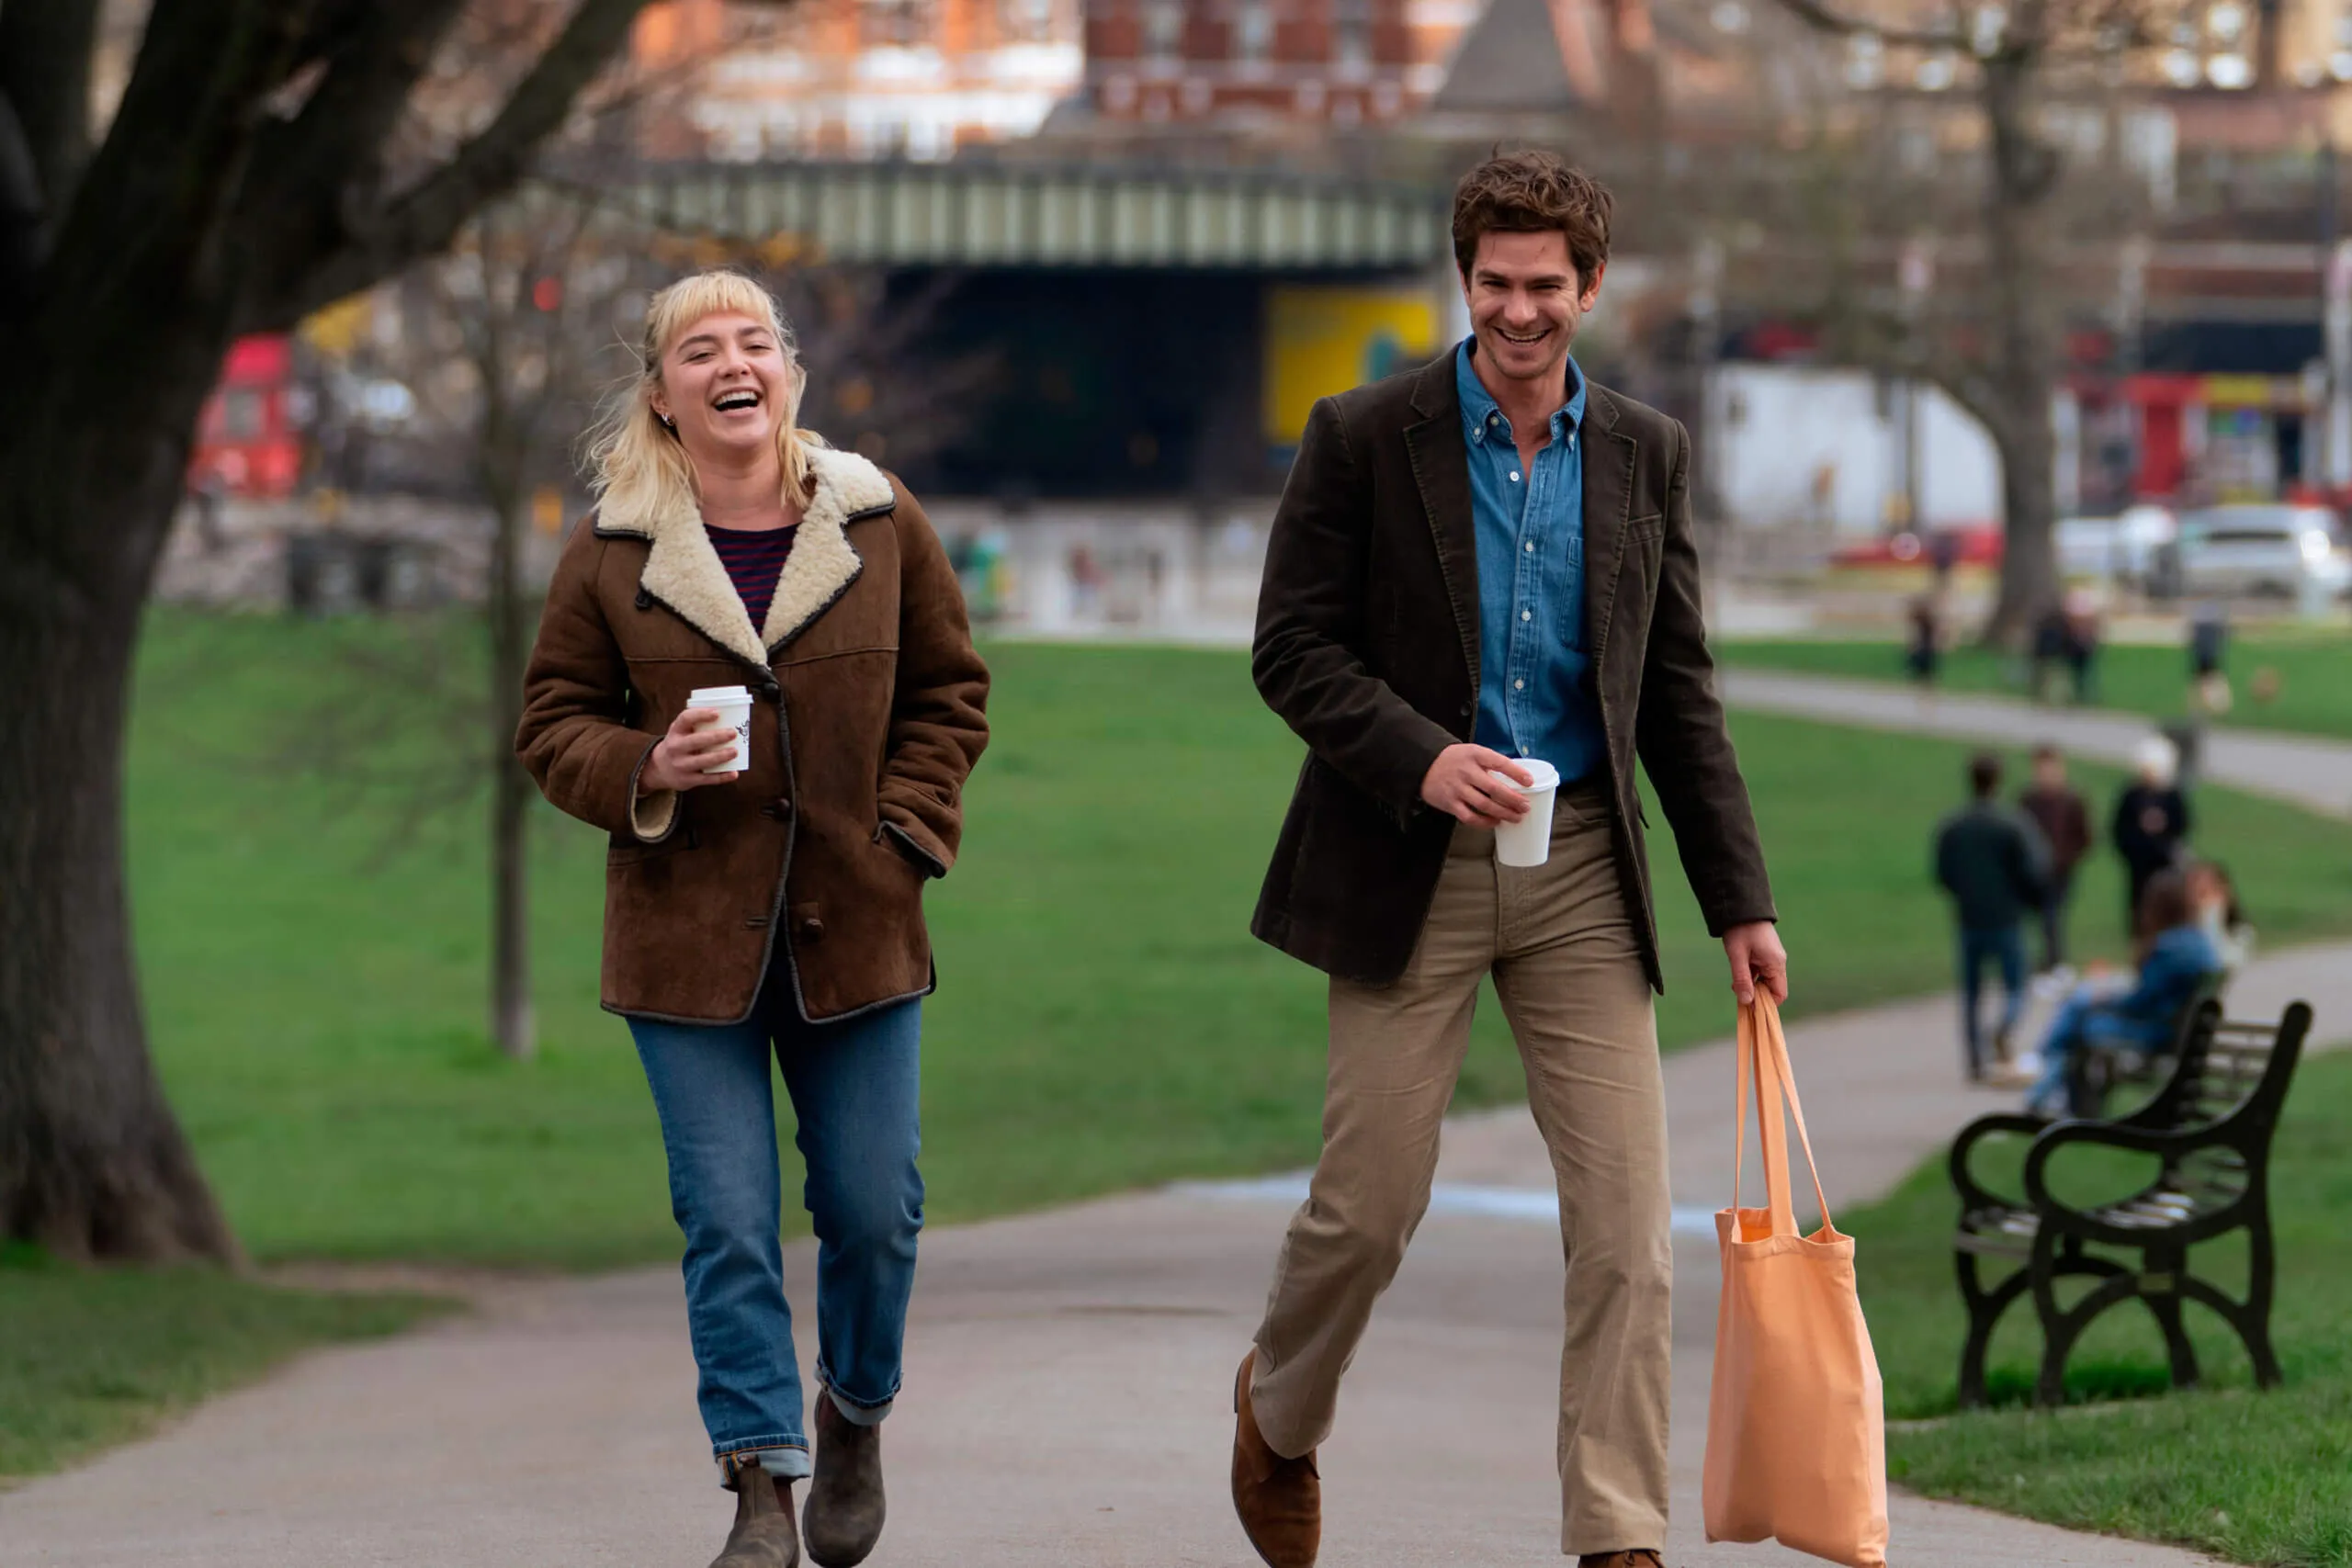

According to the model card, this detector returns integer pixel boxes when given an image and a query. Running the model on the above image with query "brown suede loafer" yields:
[803,1392,886,1568]
[711,1465,799,1568]
[1232,1350,1320,1568]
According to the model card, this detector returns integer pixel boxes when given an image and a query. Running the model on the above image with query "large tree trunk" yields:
[0,375,242,1265]
[1978,50,2063,646]
[485,488,535,1063]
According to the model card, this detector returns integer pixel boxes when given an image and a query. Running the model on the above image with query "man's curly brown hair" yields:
[1451,151,1613,293]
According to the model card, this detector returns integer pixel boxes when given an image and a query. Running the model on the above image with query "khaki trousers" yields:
[1249,784,1672,1556]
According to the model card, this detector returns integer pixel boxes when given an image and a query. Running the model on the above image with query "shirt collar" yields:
[1456,338,1587,447]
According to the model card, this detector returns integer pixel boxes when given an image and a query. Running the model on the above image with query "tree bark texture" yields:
[1978,47,2063,646]
[1,0,653,1261]
[0,359,243,1265]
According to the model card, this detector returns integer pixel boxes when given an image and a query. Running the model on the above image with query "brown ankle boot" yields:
[803,1392,886,1568]
[1231,1350,1319,1568]
[710,1462,799,1568]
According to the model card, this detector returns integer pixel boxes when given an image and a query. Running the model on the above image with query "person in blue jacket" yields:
[2025,868,2223,1117]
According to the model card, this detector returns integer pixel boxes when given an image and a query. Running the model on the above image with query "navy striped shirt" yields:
[706,524,797,630]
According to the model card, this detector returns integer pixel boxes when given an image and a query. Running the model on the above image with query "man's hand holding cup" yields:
[1421,744,1535,828]
[642,705,745,793]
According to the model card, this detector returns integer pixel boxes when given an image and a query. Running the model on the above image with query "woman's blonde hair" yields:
[585,269,822,520]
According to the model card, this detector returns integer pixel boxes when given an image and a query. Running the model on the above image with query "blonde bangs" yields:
[584,268,821,525]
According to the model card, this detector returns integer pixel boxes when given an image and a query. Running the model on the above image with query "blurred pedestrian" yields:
[517,270,989,1568]
[2187,859,2256,972]
[1928,526,1961,590]
[2018,743,2090,974]
[1934,751,2050,1080]
[1905,592,1942,688]
[2188,601,2232,716]
[2030,603,2070,705]
[2025,870,2223,1116]
[2062,585,2102,704]
[1237,150,1786,1568]
[2112,735,2190,938]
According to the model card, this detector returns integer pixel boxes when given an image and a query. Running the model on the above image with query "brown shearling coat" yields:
[516,446,989,1023]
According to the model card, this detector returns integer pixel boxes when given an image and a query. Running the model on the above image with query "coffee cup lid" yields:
[1491,758,1560,793]
[689,685,752,705]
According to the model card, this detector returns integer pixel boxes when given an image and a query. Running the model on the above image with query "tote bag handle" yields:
[1730,995,1834,1238]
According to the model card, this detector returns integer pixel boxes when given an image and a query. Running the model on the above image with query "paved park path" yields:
[1722,669,2352,819]
[6,678,2349,1567]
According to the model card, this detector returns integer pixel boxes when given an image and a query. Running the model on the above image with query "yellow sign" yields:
[1263,286,1441,445]
[300,291,377,359]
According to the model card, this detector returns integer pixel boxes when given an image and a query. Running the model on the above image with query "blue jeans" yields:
[629,991,924,1477]
[2029,993,2098,1114]
[2028,991,2150,1115]
[1957,925,2028,1078]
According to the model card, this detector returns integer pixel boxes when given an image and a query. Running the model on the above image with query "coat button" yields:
[798,917,824,942]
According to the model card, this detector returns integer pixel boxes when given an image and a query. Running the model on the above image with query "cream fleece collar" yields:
[596,446,895,669]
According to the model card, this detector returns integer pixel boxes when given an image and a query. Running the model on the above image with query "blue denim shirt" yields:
[1456,340,1606,784]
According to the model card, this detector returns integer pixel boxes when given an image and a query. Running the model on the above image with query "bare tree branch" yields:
[38,0,307,334]
[253,0,657,327]
[1765,0,1963,54]
[0,0,102,240]
[0,94,40,302]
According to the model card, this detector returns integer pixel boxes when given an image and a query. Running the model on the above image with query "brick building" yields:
[1080,0,1476,129]
[632,0,1085,160]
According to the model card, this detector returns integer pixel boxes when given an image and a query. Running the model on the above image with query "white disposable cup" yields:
[1489,758,1562,868]
[688,684,753,775]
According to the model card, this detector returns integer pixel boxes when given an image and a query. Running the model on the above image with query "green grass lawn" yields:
[9,611,2352,1485]
[1845,1052,2352,1565]
[0,1243,447,1486]
[1719,631,2352,741]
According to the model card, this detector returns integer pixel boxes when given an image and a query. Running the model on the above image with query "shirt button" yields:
[1521,609,1532,621]
[1525,541,1535,553]
[1510,472,1521,482]
[1514,679,1525,690]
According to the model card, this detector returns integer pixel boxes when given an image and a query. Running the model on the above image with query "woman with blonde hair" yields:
[517,270,988,1568]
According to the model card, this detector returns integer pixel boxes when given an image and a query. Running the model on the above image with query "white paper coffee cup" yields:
[1490,758,1562,868]
[688,684,753,774]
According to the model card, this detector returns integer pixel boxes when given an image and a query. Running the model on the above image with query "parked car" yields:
[2055,504,2177,585]
[2173,504,2352,603]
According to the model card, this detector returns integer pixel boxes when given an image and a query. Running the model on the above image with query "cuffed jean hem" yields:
[824,1382,893,1427]
[716,1439,812,1482]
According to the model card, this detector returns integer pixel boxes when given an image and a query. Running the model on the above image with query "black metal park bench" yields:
[2062,973,2228,1120]
[1948,998,2313,1407]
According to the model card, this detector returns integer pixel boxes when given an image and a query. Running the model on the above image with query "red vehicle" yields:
[1830,525,2005,569]
[189,334,303,499]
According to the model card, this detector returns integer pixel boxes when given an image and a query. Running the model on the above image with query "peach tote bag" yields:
[1702,996,1889,1567]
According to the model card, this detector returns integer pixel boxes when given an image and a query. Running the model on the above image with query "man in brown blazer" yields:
[1230,152,1787,1568]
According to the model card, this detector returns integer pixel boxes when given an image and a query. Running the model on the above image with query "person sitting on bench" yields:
[2025,869,2223,1117]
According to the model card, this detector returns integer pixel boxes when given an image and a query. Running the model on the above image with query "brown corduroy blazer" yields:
[1250,348,1774,991]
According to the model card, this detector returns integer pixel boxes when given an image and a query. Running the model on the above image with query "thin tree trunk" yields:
[486,486,534,1063]
[1979,51,2062,646]
[0,411,241,1264]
